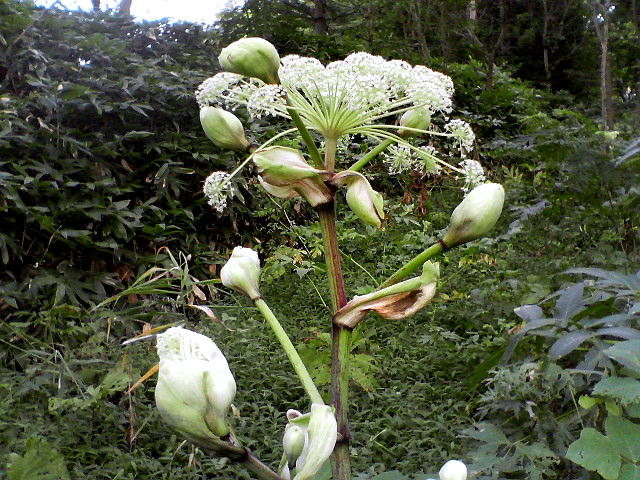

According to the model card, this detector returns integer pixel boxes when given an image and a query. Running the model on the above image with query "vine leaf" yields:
[566,428,621,480]
[606,416,640,463]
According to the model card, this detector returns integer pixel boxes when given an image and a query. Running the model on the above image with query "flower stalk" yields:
[254,297,324,406]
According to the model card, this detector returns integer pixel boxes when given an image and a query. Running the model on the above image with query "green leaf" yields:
[606,416,640,462]
[566,428,621,480]
[7,437,70,480]
[579,395,602,409]
[619,464,640,480]
[606,340,640,372]
[593,377,640,405]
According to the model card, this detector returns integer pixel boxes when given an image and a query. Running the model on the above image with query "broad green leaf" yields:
[606,340,640,372]
[7,437,70,480]
[619,464,640,480]
[578,395,602,409]
[606,416,640,462]
[566,428,621,480]
[593,377,640,405]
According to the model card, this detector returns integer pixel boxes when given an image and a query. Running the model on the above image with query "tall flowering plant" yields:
[141,38,505,480]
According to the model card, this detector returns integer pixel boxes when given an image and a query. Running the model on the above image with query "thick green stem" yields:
[241,451,287,480]
[324,136,338,171]
[286,103,323,168]
[379,242,443,289]
[317,203,351,480]
[254,298,324,405]
[348,138,394,172]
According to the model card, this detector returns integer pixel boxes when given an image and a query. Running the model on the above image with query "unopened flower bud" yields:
[283,424,307,469]
[254,147,332,207]
[200,107,250,151]
[294,404,337,480]
[442,183,504,248]
[397,107,431,138]
[218,37,280,84]
[155,327,236,443]
[439,460,467,480]
[220,246,261,300]
[332,171,384,228]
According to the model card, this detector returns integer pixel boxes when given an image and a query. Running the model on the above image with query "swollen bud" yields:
[332,171,384,228]
[200,107,250,151]
[254,147,332,207]
[439,460,467,480]
[283,424,307,469]
[397,107,431,138]
[218,37,281,84]
[220,246,261,300]
[155,327,236,443]
[442,183,504,248]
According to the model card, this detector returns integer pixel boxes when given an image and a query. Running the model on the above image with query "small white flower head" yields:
[155,326,236,441]
[382,144,439,176]
[247,84,287,119]
[442,183,505,248]
[220,246,261,300]
[203,171,234,214]
[218,37,280,84]
[279,404,337,480]
[439,460,467,480]
[196,72,244,108]
[459,159,486,193]
[200,106,250,151]
[446,119,475,154]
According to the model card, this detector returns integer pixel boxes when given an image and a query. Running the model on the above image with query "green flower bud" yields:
[397,107,431,138]
[332,171,384,228]
[254,147,332,207]
[442,183,505,248]
[155,327,236,442]
[439,460,467,480]
[200,106,250,151]
[293,404,337,480]
[220,246,261,300]
[218,37,280,84]
[283,424,307,470]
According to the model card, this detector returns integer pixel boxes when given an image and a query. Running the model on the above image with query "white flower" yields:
[439,460,467,480]
[196,72,244,108]
[446,119,475,153]
[155,327,236,441]
[247,84,287,119]
[459,159,486,193]
[382,144,439,175]
[220,246,261,299]
[203,171,234,214]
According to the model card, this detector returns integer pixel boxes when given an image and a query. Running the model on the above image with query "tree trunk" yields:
[118,0,133,15]
[592,0,615,130]
[540,0,551,81]
[409,0,429,61]
[313,0,329,35]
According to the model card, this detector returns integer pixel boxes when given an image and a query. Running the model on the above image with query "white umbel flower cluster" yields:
[383,144,439,175]
[445,119,475,154]
[203,171,234,213]
[459,159,486,193]
[196,52,457,138]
